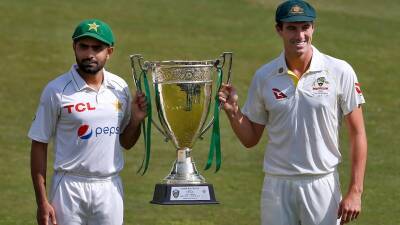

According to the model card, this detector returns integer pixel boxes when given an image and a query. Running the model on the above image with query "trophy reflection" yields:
[130,53,232,205]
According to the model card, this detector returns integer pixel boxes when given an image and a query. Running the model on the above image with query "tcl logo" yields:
[64,102,96,113]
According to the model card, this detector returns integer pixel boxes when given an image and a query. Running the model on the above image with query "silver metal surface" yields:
[130,53,233,184]
[163,148,205,184]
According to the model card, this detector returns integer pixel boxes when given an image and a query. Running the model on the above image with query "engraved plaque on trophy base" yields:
[150,184,219,205]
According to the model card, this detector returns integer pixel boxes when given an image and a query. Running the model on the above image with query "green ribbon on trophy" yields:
[204,67,223,172]
[135,69,152,175]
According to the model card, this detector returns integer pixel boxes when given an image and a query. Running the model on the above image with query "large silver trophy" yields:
[130,52,232,205]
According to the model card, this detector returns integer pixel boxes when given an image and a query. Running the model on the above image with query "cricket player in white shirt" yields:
[218,1,367,225]
[29,19,147,225]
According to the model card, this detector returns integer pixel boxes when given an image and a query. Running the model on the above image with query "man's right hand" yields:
[218,83,265,148]
[218,83,239,118]
[37,201,57,225]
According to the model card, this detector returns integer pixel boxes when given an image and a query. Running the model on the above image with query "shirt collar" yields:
[276,45,325,76]
[69,64,115,91]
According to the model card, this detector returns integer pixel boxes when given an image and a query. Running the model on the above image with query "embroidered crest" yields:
[312,76,330,95]
[290,5,304,14]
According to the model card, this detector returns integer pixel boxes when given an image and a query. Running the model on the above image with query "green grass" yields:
[0,0,399,224]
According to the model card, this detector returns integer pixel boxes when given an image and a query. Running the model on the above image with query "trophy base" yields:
[150,183,219,205]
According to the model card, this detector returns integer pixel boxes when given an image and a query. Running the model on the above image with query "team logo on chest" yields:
[312,77,330,95]
[114,100,123,112]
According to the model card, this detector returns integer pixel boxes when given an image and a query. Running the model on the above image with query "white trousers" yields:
[49,172,124,225]
[261,172,341,225]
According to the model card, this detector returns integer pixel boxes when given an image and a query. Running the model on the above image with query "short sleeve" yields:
[120,86,132,131]
[28,85,60,143]
[242,73,268,125]
[338,62,366,115]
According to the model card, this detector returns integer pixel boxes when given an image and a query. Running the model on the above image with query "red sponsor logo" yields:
[272,88,287,99]
[64,102,96,113]
[77,124,92,139]
[355,83,362,94]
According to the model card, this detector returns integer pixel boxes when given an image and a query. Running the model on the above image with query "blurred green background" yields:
[0,0,399,224]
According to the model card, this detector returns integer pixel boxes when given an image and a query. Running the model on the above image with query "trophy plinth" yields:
[130,53,232,205]
[151,183,218,205]
[151,148,218,205]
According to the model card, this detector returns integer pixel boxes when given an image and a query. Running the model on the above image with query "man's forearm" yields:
[345,107,367,195]
[119,118,142,150]
[348,133,367,194]
[225,109,265,148]
[31,141,49,206]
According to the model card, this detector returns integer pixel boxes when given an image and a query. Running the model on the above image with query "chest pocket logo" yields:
[312,76,330,95]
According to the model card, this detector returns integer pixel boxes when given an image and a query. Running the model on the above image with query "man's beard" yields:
[76,58,103,74]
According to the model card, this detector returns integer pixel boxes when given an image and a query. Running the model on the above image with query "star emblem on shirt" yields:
[114,100,123,112]
[88,22,100,32]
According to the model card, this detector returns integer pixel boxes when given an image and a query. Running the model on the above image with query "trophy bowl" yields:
[130,53,232,204]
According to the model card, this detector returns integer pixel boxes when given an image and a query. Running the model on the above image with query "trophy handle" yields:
[129,55,170,141]
[130,54,145,90]
[219,52,233,84]
[198,52,233,138]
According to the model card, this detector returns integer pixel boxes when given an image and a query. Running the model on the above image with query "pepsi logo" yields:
[77,124,93,139]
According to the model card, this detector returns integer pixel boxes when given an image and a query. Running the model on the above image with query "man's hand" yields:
[37,201,57,225]
[119,91,148,149]
[218,83,239,118]
[337,190,362,224]
[218,83,265,148]
[131,91,147,126]
[339,106,367,224]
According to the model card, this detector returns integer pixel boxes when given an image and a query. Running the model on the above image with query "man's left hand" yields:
[337,191,362,224]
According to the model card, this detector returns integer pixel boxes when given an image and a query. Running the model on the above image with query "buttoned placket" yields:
[93,81,112,104]
[292,70,312,98]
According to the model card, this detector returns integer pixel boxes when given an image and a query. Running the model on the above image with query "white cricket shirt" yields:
[28,65,132,176]
[242,46,365,175]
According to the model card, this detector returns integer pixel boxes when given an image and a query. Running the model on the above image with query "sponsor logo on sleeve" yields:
[272,88,287,100]
[355,83,362,95]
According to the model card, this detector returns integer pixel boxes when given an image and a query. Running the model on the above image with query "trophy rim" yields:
[145,60,216,68]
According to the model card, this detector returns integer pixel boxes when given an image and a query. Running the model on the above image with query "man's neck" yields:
[285,48,313,78]
[77,69,104,92]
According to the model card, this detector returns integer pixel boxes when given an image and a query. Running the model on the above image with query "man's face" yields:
[73,37,113,75]
[276,22,314,57]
